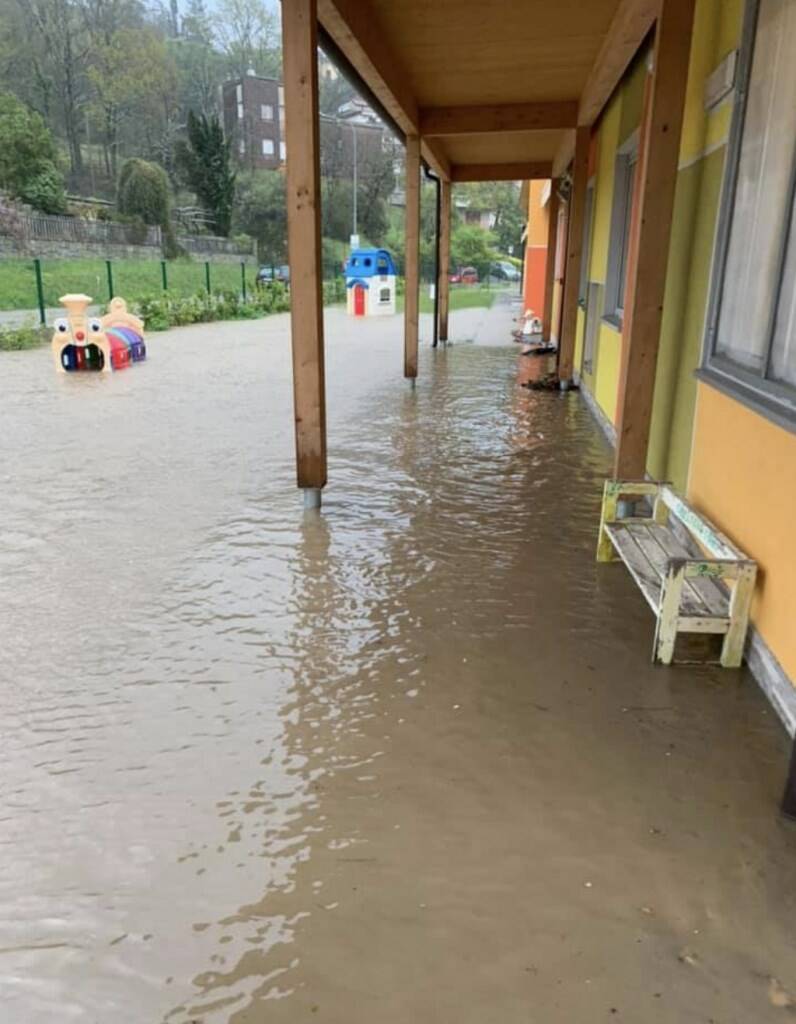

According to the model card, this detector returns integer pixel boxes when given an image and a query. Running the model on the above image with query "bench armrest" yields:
[673,558,757,582]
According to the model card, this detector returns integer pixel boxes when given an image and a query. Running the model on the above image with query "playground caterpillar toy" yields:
[52,294,146,373]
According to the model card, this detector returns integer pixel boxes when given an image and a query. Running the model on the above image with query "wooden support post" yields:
[542,181,560,342]
[720,563,757,668]
[557,127,590,385]
[282,0,327,494]
[404,133,421,378]
[613,0,695,479]
[439,178,451,342]
[654,559,685,664]
[782,739,796,821]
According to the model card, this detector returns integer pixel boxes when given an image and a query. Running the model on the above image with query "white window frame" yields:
[261,103,274,121]
[604,133,638,328]
[279,140,286,162]
[261,138,275,156]
[579,179,595,307]
[700,0,796,432]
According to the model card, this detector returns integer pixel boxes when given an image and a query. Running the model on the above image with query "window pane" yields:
[616,160,636,312]
[770,186,796,385]
[716,0,796,373]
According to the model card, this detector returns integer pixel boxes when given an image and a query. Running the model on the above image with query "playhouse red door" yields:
[354,284,365,317]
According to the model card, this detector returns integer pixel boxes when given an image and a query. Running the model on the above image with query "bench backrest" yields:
[659,486,745,561]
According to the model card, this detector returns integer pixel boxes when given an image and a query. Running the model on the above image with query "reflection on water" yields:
[1,309,794,1023]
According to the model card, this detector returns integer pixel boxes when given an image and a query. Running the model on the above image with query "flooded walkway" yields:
[1,305,794,1022]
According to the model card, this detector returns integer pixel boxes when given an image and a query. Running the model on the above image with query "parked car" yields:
[256,264,290,287]
[450,266,479,285]
[491,261,521,282]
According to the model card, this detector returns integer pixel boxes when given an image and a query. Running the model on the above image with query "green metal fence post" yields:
[33,258,46,325]
[161,260,168,292]
[241,261,247,302]
[205,261,211,293]
[106,259,114,301]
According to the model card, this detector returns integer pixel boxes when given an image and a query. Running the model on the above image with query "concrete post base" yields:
[303,487,322,511]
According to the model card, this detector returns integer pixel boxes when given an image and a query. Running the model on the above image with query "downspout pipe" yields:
[424,163,441,349]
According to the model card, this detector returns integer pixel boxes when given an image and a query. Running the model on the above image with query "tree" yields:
[0,91,66,212]
[215,0,281,79]
[318,64,356,116]
[454,180,524,255]
[14,0,89,178]
[87,26,175,177]
[117,156,179,255]
[233,170,286,263]
[450,225,499,280]
[175,111,236,236]
[117,157,169,224]
[174,0,225,120]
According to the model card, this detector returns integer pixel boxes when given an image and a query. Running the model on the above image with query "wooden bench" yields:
[596,480,757,667]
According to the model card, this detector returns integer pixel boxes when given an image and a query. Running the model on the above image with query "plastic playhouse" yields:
[344,248,397,317]
[52,295,146,373]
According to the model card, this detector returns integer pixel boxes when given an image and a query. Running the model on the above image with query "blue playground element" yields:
[343,248,397,282]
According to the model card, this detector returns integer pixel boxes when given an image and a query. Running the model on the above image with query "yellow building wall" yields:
[689,388,796,683]
[588,96,622,285]
[647,0,744,489]
[594,325,622,422]
[576,0,744,473]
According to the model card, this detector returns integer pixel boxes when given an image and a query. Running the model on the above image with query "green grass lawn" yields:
[0,258,258,311]
[396,284,499,314]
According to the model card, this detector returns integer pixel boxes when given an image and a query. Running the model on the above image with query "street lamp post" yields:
[352,122,358,243]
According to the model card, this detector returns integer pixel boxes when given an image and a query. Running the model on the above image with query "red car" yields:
[450,266,479,285]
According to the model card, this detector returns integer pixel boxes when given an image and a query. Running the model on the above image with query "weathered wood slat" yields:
[605,524,662,614]
[677,616,730,634]
[626,522,728,617]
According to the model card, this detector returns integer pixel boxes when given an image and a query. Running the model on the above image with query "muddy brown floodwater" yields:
[1,302,795,1023]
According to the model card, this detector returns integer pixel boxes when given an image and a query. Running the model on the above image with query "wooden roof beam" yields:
[317,0,450,179]
[451,162,552,183]
[553,0,657,177]
[419,101,579,136]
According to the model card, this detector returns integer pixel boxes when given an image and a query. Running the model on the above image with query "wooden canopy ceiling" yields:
[317,0,657,181]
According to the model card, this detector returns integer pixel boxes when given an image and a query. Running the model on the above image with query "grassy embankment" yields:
[0,258,256,310]
[0,259,502,349]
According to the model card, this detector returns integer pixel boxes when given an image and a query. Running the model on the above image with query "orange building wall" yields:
[522,179,550,317]
[689,384,796,683]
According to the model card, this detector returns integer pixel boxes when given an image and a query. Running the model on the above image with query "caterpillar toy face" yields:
[52,294,146,374]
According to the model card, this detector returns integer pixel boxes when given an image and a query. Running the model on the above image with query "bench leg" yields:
[653,561,685,665]
[596,482,619,563]
[720,563,756,668]
[781,738,796,821]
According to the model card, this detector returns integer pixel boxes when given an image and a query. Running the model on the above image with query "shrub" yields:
[0,91,66,213]
[117,158,181,257]
[0,322,48,350]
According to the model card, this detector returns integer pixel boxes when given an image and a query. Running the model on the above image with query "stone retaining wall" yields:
[0,236,256,264]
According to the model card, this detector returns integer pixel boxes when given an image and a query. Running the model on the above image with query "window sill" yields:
[695,364,796,437]
[601,314,623,332]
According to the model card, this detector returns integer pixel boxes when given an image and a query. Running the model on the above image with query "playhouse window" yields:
[364,258,372,267]
[702,0,796,428]
[379,288,390,303]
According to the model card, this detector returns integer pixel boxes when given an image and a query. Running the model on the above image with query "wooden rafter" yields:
[552,0,657,176]
[419,101,578,136]
[317,0,450,179]
[451,162,552,183]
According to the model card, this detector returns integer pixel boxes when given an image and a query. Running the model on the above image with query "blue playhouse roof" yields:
[344,248,396,278]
